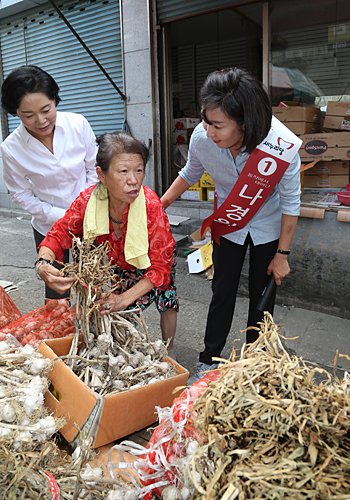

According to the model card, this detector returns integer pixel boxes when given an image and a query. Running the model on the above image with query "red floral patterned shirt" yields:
[40,184,175,290]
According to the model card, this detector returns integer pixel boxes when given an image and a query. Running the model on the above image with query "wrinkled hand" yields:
[95,292,126,315]
[267,253,290,286]
[38,264,75,294]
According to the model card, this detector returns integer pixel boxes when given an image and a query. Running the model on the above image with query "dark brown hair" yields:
[199,68,272,153]
[96,131,150,172]
[1,65,61,115]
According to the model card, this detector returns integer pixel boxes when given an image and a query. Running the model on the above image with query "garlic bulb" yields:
[148,377,160,384]
[121,365,133,375]
[29,375,46,392]
[0,341,11,352]
[181,487,190,500]
[157,362,170,374]
[162,485,182,500]
[0,427,12,437]
[153,340,163,353]
[19,344,35,356]
[29,358,50,375]
[106,489,126,500]
[129,354,141,368]
[113,380,125,390]
[1,404,16,422]
[186,440,198,456]
[22,391,44,414]
[39,416,57,435]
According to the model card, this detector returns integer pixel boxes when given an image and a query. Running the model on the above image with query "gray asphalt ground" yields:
[1,209,350,382]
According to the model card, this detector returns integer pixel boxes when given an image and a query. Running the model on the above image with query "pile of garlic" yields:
[0,338,63,449]
[68,312,178,396]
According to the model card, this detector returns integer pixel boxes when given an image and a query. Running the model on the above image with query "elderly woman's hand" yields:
[96,277,154,315]
[96,292,126,315]
[38,264,76,294]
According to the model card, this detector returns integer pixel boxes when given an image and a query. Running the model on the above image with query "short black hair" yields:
[96,131,150,172]
[1,65,61,115]
[199,68,272,153]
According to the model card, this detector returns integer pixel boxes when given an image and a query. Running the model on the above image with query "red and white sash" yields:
[202,116,302,243]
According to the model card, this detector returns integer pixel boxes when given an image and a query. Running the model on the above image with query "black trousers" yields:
[199,234,279,364]
[33,226,70,302]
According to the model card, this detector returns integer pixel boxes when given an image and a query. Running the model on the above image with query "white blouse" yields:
[1,111,98,235]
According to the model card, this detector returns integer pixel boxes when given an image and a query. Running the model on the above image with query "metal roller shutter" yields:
[156,0,253,24]
[172,38,246,115]
[0,0,124,135]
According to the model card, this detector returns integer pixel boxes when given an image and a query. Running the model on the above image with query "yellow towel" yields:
[83,183,109,239]
[83,183,150,269]
[124,186,150,269]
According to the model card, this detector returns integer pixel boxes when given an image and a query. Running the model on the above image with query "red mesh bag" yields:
[0,299,72,343]
[0,286,22,329]
[21,307,76,347]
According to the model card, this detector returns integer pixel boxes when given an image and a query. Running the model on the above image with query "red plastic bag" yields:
[137,369,221,498]
[0,286,21,329]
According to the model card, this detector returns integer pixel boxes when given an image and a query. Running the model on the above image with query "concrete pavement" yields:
[0,209,350,381]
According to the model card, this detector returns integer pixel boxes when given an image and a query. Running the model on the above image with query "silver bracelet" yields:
[34,258,53,280]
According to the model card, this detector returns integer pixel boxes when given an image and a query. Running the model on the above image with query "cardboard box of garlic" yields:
[38,334,188,449]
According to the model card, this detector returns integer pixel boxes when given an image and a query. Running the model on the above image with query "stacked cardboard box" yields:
[323,101,350,131]
[300,101,350,190]
[199,172,214,188]
[303,160,349,188]
[180,172,215,201]
[180,187,207,201]
[173,117,201,145]
[272,102,321,135]
[299,132,350,163]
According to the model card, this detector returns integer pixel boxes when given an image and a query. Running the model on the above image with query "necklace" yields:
[109,213,123,225]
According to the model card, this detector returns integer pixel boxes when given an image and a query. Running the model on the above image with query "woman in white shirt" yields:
[1,65,98,301]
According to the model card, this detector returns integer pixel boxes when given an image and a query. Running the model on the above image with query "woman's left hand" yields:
[95,292,126,315]
[267,253,290,286]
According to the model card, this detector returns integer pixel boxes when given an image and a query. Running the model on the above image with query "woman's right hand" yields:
[38,264,76,294]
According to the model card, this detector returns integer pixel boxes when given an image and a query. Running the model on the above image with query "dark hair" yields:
[1,65,61,115]
[199,68,272,153]
[96,131,150,172]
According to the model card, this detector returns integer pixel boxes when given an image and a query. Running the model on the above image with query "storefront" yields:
[154,0,350,316]
[154,0,350,192]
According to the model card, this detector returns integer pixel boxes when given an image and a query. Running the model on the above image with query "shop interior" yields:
[163,0,350,208]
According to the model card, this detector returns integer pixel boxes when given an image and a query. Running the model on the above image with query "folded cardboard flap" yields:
[38,339,96,443]
[187,240,213,273]
[300,161,320,172]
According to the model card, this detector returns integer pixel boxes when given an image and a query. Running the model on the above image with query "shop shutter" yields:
[0,0,124,136]
[172,38,246,115]
[157,0,250,24]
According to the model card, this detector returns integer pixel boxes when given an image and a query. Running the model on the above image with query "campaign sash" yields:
[201,116,302,243]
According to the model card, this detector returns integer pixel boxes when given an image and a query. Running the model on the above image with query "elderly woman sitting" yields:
[36,131,178,354]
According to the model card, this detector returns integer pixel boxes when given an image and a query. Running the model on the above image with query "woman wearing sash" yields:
[161,68,301,384]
